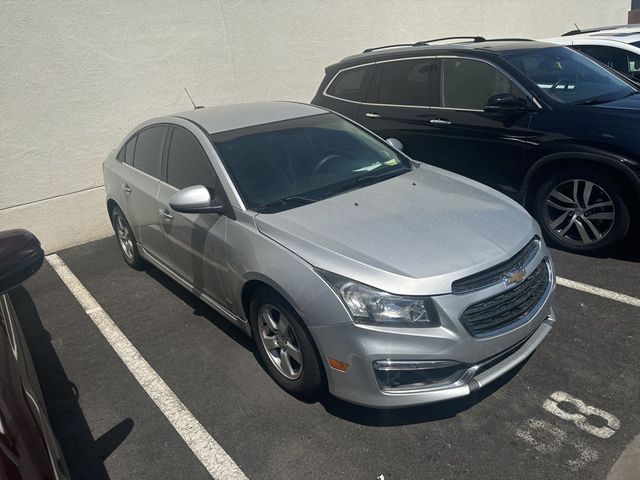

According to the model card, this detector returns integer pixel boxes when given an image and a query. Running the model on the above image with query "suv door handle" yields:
[159,209,173,221]
[430,119,452,126]
[121,183,132,194]
[365,112,381,118]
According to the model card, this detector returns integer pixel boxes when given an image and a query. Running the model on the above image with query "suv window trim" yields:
[323,55,541,112]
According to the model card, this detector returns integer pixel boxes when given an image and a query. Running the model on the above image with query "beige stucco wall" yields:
[0,0,631,252]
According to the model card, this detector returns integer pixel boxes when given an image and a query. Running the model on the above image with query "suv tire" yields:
[534,168,631,254]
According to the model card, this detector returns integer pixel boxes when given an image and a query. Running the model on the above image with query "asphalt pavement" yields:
[12,235,640,480]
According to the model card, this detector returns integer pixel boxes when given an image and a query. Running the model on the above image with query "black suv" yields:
[312,38,640,254]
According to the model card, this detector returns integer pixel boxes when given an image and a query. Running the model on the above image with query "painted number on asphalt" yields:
[516,391,620,471]
[543,391,621,439]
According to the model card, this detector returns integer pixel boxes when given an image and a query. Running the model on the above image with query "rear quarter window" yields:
[326,65,374,102]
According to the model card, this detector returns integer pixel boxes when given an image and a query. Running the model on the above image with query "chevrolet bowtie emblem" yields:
[504,268,526,286]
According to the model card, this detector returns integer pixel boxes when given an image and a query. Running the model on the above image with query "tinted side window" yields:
[133,126,165,177]
[377,59,436,106]
[326,65,374,102]
[574,45,640,76]
[124,136,137,165]
[440,58,526,110]
[166,127,217,190]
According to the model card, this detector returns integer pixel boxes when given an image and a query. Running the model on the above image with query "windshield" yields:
[503,46,636,104]
[211,113,412,212]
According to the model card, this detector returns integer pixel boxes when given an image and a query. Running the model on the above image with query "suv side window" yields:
[574,45,640,77]
[440,58,526,110]
[326,65,374,102]
[376,59,436,106]
[166,126,217,190]
[133,126,165,177]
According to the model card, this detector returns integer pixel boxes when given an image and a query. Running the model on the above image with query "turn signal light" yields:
[328,358,349,372]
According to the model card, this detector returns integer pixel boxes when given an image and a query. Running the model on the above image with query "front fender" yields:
[225,215,352,328]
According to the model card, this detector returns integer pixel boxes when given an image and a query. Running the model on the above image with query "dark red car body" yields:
[0,229,68,479]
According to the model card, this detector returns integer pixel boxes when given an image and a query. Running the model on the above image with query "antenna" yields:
[184,88,204,109]
[574,23,580,32]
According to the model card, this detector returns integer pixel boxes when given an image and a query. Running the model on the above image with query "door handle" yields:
[121,183,132,194]
[430,119,452,126]
[159,209,173,221]
[365,112,381,118]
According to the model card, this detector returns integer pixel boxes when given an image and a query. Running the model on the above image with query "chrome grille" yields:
[452,237,540,294]
[460,261,550,337]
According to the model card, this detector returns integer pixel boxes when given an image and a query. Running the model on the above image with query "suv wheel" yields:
[534,168,630,253]
[111,206,145,269]
[249,289,323,398]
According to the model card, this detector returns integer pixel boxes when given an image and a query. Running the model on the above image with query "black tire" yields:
[249,288,324,398]
[110,206,145,269]
[534,168,631,254]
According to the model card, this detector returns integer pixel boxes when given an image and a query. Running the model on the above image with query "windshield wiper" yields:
[255,195,320,212]
[576,97,608,106]
[321,169,407,199]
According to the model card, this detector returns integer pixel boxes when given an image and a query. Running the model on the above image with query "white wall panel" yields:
[0,0,630,251]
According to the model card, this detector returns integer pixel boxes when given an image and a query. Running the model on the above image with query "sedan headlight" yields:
[318,270,439,327]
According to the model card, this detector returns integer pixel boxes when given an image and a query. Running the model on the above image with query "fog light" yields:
[373,360,469,392]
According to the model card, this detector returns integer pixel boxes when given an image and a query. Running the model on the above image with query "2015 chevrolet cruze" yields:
[103,102,556,408]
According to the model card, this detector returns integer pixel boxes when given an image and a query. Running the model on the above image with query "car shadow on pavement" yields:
[317,360,527,427]
[10,286,133,480]
[144,265,254,352]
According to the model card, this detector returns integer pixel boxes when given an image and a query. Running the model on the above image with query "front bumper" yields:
[310,304,555,408]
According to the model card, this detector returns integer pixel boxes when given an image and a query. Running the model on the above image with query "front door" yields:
[423,57,534,196]
[157,125,228,305]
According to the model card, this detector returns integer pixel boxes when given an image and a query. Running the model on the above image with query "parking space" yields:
[14,236,640,480]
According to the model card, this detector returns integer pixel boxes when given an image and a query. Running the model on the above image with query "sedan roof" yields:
[173,102,326,134]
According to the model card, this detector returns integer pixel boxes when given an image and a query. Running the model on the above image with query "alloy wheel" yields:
[114,212,135,260]
[544,179,615,245]
[257,304,303,380]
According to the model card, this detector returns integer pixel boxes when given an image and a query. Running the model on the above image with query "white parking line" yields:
[46,254,248,480]
[557,276,640,308]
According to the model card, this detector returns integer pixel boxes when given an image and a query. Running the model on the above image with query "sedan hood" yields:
[255,165,539,295]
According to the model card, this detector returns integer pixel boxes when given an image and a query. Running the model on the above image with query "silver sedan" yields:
[103,102,556,408]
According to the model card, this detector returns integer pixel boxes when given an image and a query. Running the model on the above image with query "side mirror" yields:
[0,229,44,294]
[169,185,225,214]
[386,138,404,152]
[484,93,535,115]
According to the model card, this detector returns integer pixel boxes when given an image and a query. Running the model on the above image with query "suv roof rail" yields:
[413,36,485,46]
[562,23,640,36]
[482,37,534,42]
[362,43,417,53]
[361,36,533,54]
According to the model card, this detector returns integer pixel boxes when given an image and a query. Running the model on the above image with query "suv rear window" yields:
[377,59,435,106]
[326,65,374,102]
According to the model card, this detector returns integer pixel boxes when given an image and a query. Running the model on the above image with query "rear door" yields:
[355,57,444,157]
[156,125,228,304]
[121,125,171,262]
[424,57,534,195]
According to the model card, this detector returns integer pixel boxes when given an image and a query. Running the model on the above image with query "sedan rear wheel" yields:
[111,206,144,269]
